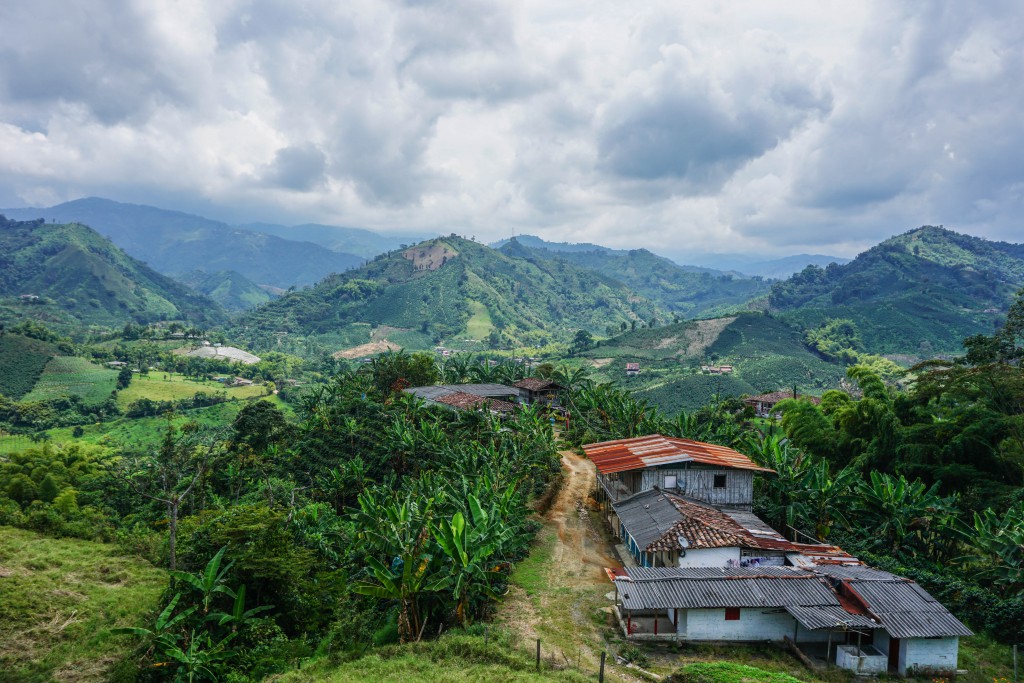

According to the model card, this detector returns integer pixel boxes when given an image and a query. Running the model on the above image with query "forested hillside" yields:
[0,216,226,329]
[770,226,1024,353]
[175,270,274,311]
[499,238,769,318]
[235,236,665,352]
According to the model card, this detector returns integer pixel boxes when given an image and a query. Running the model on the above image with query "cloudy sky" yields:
[1,0,1021,259]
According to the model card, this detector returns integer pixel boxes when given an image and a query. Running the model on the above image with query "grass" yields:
[508,527,555,595]
[670,661,808,683]
[22,356,118,405]
[465,300,495,339]
[0,526,166,683]
[115,372,266,407]
[275,630,591,683]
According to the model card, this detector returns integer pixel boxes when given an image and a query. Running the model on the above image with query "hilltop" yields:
[0,216,226,330]
[235,235,664,352]
[770,226,1024,353]
[499,237,770,318]
[2,198,363,289]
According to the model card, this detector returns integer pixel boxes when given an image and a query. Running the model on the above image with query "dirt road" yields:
[498,450,635,680]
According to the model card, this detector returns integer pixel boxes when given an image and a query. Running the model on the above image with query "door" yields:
[887,638,900,672]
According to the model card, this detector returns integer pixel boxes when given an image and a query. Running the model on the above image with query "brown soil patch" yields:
[404,241,458,271]
[333,340,401,359]
[371,325,408,341]
[681,316,736,357]
[590,358,613,369]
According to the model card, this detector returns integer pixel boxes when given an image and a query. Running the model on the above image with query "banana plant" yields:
[169,546,235,615]
[111,592,195,657]
[209,584,274,629]
[432,494,514,625]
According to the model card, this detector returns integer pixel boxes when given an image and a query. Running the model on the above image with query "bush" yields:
[617,643,650,668]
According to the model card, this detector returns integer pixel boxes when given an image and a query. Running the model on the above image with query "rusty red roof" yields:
[433,392,517,413]
[583,434,774,474]
[511,378,561,391]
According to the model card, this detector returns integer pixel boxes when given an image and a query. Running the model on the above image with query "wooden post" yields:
[1013,644,1018,683]
[484,626,489,648]
[654,611,659,635]
[599,651,606,682]
[536,638,541,671]
[826,630,832,666]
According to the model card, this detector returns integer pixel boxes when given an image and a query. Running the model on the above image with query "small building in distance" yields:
[744,390,821,419]
[625,362,641,376]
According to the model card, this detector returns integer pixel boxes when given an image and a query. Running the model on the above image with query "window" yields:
[713,474,727,489]
[725,607,740,621]
[664,475,677,489]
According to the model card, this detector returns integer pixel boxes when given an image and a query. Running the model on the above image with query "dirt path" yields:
[498,450,640,681]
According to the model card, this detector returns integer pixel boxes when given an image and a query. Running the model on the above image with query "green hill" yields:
[582,313,846,413]
[3,198,363,288]
[0,215,227,329]
[175,269,274,311]
[241,221,427,258]
[769,226,1024,354]
[236,236,664,352]
[499,238,770,318]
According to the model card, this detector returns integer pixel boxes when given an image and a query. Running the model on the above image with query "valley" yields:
[2,204,1024,683]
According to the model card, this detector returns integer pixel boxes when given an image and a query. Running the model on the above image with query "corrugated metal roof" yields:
[403,384,517,400]
[584,435,774,474]
[512,378,561,391]
[785,605,882,631]
[810,565,900,581]
[614,567,838,611]
[847,581,973,638]
[612,490,684,550]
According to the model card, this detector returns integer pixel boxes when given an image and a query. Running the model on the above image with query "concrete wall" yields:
[836,646,887,674]
[900,637,959,676]
[680,608,830,642]
[678,547,739,568]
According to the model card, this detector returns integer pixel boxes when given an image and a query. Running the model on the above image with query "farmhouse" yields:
[511,378,563,406]
[625,362,641,376]
[586,434,773,510]
[612,565,970,676]
[744,390,821,419]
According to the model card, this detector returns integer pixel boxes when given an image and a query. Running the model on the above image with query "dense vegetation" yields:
[770,226,1024,353]
[174,270,274,311]
[499,238,769,319]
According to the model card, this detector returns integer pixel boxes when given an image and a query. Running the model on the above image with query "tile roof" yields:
[432,392,518,413]
[584,434,774,475]
[511,378,561,391]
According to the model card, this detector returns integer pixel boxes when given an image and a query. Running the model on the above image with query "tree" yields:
[116,366,133,390]
[571,329,593,353]
[116,420,213,569]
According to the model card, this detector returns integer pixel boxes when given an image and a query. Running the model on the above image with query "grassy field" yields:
[0,526,166,683]
[465,300,495,339]
[115,372,266,407]
[276,631,592,683]
[22,356,118,405]
[0,395,291,455]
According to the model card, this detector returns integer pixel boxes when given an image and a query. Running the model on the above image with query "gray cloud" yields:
[0,0,1022,258]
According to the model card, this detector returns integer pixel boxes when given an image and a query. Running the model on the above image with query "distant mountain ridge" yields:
[174,270,274,312]
[241,222,428,259]
[770,225,1024,353]
[498,237,770,318]
[0,215,226,328]
[2,198,364,289]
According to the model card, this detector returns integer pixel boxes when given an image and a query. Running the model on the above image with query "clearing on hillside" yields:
[333,340,402,359]
[404,241,458,271]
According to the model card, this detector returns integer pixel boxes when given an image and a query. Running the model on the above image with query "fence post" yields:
[1013,643,1018,683]
[599,651,606,682]
[484,626,488,648]
[536,638,541,671]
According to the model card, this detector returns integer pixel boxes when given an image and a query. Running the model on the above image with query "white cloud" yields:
[0,0,1021,257]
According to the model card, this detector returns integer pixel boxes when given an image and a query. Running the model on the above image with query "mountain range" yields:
[1,198,366,289]
[0,215,225,328]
